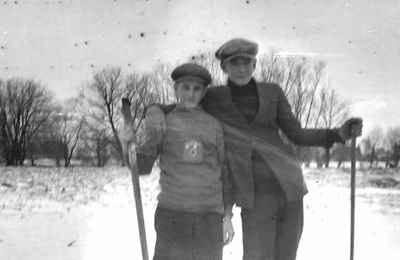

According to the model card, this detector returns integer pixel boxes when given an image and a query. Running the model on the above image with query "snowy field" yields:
[1,166,399,260]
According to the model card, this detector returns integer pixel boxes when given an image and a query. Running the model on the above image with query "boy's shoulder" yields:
[199,107,222,125]
[170,106,223,129]
[256,81,284,97]
[203,85,230,103]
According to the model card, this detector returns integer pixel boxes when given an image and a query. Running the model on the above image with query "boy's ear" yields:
[201,86,208,99]
[220,62,227,73]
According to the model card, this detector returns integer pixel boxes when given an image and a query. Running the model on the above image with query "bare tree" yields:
[124,72,160,140]
[151,63,175,104]
[315,87,349,167]
[385,126,400,167]
[256,51,285,84]
[75,120,111,167]
[0,106,7,163]
[361,126,385,168]
[83,66,161,166]
[0,78,53,165]
[55,98,85,167]
[85,66,125,164]
[27,97,85,167]
[26,105,64,166]
[256,53,326,128]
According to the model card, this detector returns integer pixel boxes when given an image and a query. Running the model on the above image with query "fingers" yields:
[223,230,234,245]
[227,230,234,244]
[349,117,363,137]
[351,127,362,137]
[341,117,363,139]
[222,220,235,245]
[223,231,229,245]
[347,117,362,125]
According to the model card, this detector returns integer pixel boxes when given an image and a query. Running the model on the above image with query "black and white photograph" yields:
[0,1,399,259]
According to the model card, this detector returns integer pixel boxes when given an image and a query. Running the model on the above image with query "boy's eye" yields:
[193,85,203,92]
[182,84,190,91]
[230,58,251,66]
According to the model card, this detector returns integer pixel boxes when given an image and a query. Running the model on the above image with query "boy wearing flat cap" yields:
[145,38,363,260]
[121,63,234,260]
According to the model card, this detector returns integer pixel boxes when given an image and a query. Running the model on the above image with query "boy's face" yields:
[174,79,207,108]
[222,56,256,85]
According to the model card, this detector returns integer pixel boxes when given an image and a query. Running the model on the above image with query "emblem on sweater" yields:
[183,139,203,163]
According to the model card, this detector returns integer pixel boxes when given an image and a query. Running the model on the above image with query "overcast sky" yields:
[0,0,399,133]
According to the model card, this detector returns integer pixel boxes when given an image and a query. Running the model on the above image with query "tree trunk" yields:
[30,154,35,166]
[337,160,342,168]
[64,145,70,167]
[55,157,60,167]
[324,147,330,168]
[316,160,323,168]
[369,146,375,168]
[64,158,70,167]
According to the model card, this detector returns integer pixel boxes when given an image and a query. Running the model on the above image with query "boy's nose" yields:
[238,64,248,72]
[188,89,196,98]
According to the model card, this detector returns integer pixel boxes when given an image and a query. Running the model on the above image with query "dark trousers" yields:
[153,206,223,260]
[241,193,304,260]
[242,151,304,260]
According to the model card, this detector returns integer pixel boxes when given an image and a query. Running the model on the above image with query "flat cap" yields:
[171,63,212,86]
[215,38,258,62]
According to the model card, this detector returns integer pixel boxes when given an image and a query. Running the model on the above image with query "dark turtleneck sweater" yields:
[228,78,259,123]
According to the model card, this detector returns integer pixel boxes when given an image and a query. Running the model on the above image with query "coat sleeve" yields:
[216,123,234,209]
[275,85,343,147]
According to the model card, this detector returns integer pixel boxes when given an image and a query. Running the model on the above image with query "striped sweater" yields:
[136,105,232,214]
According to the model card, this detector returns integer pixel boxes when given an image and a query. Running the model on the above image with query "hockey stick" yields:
[349,132,357,260]
[121,97,149,260]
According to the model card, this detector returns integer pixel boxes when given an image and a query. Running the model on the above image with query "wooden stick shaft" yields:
[121,97,149,260]
[126,154,149,260]
[350,136,356,260]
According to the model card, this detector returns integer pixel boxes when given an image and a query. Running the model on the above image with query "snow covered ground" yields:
[0,167,399,260]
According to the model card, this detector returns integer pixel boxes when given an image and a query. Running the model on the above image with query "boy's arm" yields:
[135,128,163,175]
[121,99,161,175]
[136,151,158,176]
[217,124,235,245]
[120,126,159,175]
[216,124,234,218]
[143,104,175,135]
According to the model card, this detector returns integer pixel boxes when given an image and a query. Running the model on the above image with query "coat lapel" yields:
[250,82,271,125]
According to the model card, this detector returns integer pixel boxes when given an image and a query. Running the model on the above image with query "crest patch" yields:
[183,139,203,163]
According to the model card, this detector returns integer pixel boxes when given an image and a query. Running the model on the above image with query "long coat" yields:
[200,82,336,208]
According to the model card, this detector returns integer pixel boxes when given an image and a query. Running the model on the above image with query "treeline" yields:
[360,126,400,168]
[0,65,174,167]
[0,51,398,168]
